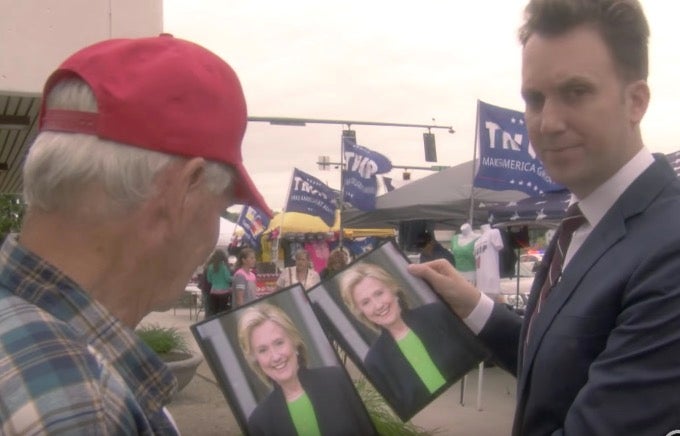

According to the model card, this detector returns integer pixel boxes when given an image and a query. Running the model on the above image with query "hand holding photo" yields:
[309,241,489,421]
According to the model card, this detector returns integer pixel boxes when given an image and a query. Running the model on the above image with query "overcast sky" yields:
[163,0,680,211]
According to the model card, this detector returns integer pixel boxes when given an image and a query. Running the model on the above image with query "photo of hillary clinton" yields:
[237,303,375,436]
[320,243,487,420]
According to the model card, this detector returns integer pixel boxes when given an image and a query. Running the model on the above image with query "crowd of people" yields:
[2,0,680,434]
[196,245,349,319]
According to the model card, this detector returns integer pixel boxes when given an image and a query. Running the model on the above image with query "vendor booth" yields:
[260,210,396,270]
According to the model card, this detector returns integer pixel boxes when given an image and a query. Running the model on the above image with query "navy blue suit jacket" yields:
[480,155,680,435]
[246,366,375,436]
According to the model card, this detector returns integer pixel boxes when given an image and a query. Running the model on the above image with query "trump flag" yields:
[473,100,563,195]
[237,206,270,251]
[343,136,392,210]
[285,168,337,226]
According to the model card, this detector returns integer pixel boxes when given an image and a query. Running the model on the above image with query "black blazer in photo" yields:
[247,365,375,436]
[363,302,487,420]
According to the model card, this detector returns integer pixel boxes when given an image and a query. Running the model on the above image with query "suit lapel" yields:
[518,235,555,371]
[516,155,676,407]
[519,216,625,383]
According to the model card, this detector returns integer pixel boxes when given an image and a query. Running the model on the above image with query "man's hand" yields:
[407,259,481,319]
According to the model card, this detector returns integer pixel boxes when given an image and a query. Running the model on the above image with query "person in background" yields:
[237,303,375,436]
[320,248,349,280]
[233,247,258,307]
[0,35,270,433]
[196,261,213,319]
[276,248,321,291]
[409,0,680,434]
[206,249,232,315]
[417,231,456,266]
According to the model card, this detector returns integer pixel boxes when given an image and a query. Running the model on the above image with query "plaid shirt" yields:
[0,236,179,435]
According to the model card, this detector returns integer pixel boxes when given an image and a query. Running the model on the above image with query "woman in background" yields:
[276,249,321,291]
[206,249,232,315]
[238,303,375,436]
[196,261,213,319]
[320,248,349,280]
[340,262,486,419]
[233,247,258,308]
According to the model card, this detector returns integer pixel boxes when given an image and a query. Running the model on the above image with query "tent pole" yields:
[469,100,481,227]
[276,171,296,268]
[515,246,521,312]
[338,130,347,249]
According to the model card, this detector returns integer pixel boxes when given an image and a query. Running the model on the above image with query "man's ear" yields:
[154,158,207,233]
[182,157,208,194]
[627,79,650,126]
[174,157,209,212]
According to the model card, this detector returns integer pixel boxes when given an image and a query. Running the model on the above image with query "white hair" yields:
[23,78,233,214]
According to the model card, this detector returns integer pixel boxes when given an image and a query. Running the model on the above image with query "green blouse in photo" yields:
[287,391,321,436]
[397,329,446,393]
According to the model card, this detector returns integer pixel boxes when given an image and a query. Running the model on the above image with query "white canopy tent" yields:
[216,217,239,248]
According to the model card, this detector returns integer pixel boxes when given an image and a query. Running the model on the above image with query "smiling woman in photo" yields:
[237,303,374,436]
[340,262,485,419]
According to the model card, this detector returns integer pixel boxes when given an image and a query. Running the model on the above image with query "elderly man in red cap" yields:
[0,35,270,434]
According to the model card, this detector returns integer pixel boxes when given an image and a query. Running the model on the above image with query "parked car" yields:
[499,276,534,310]
[518,253,543,277]
[499,253,539,314]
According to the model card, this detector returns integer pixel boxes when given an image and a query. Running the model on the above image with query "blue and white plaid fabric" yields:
[0,236,178,435]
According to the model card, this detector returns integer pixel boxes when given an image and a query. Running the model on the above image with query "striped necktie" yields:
[538,203,586,305]
[526,203,586,344]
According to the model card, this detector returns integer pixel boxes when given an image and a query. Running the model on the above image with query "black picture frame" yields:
[307,240,489,421]
[191,284,376,436]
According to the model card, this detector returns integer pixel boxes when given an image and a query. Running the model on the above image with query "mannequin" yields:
[451,223,479,283]
[474,224,504,300]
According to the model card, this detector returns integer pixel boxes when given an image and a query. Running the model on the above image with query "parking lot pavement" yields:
[141,308,517,436]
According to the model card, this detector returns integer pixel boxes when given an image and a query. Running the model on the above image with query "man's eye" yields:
[523,92,544,111]
[565,86,589,100]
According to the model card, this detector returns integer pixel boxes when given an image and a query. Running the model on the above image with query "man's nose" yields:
[540,98,567,134]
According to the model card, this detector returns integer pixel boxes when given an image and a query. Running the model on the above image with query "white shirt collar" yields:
[572,148,654,228]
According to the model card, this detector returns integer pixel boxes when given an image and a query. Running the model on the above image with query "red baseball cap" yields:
[39,34,271,217]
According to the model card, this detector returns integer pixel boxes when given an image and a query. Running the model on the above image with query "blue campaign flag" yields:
[473,100,563,195]
[237,205,270,250]
[286,168,337,226]
[343,137,393,210]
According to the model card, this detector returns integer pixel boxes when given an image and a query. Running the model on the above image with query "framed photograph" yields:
[191,284,376,436]
[307,240,489,421]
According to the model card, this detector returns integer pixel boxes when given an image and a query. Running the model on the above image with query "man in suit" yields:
[409,0,680,434]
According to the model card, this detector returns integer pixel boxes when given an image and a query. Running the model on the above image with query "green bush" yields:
[136,324,189,355]
[355,378,436,436]
[0,194,24,243]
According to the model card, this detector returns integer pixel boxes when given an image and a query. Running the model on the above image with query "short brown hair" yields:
[518,0,649,81]
[236,247,256,269]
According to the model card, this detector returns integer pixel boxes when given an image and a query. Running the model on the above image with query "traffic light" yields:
[423,132,437,162]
